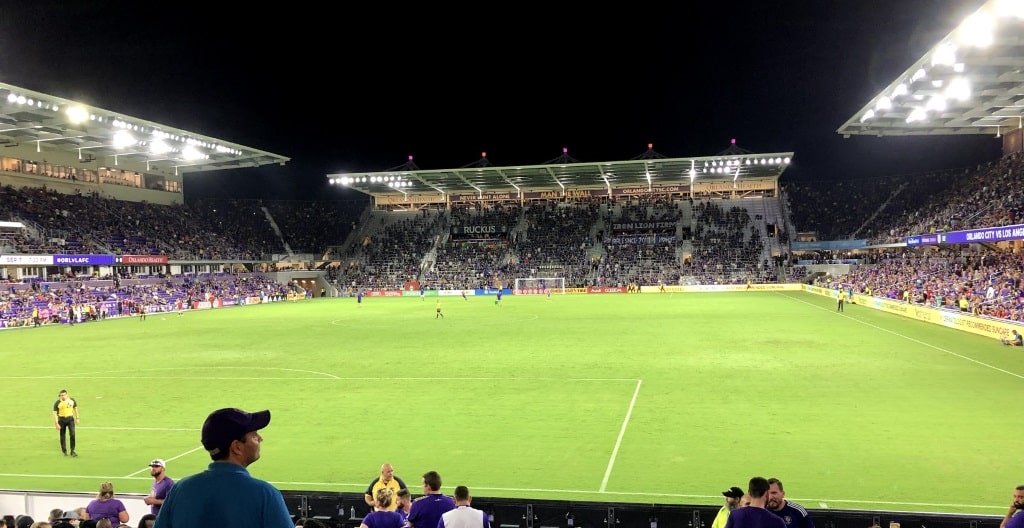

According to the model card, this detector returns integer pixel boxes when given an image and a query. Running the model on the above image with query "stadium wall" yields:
[2,489,1004,528]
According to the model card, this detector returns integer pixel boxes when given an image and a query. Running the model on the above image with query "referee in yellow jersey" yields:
[53,389,79,457]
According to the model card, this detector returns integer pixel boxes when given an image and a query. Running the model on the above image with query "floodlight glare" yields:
[113,130,136,149]
[906,107,927,123]
[861,109,876,122]
[65,105,88,124]
[946,77,971,101]
[876,96,892,111]
[926,94,947,112]
[931,43,957,67]
[994,0,1024,18]
[958,11,994,48]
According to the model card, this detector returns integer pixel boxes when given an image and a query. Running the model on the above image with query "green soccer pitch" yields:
[0,291,1019,515]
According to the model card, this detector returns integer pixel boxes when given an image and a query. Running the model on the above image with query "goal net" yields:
[513,277,565,295]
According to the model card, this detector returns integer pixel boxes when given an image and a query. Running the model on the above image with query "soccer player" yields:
[435,300,444,319]
[495,289,502,306]
[461,290,468,301]
[357,290,364,306]
[420,285,425,301]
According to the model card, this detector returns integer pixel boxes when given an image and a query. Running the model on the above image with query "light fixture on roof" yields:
[860,109,876,122]
[958,11,994,48]
[911,68,927,83]
[113,130,136,149]
[876,96,892,111]
[893,83,908,97]
[926,95,947,112]
[996,125,1001,138]
[906,108,927,123]
[931,43,957,67]
[994,0,1024,18]
[945,77,971,101]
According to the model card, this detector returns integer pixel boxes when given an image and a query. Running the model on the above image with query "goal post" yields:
[513,277,565,295]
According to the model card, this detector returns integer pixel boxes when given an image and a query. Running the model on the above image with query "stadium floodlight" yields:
[995,0,1024,18]
[926,94,947,112]
[931,43,957,67]
[113,130,136,149]
[946,77,971,101]
[958,11,994,48]
[906,107,927,123]
[875,96,892,111]
[65,105,88,124]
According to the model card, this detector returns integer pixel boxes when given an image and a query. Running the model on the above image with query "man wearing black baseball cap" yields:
[712,486,747,528]
[152,408,292,528]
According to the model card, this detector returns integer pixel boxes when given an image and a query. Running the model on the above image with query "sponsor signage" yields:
[905,234,939,247]
[451,192,518,202]
[450,225,509,235]
[587,286,628,294]
[367,290,403,297]
[120,255,169,264]
[0,254,54,265]
[937,224,1024,244]
[607,235,676,244]
[612,185,688,196]
[54,254,116,265]
[611,222,676,232]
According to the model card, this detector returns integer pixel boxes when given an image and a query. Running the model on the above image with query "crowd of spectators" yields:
[328,210,445,291]
[592,196,684,287]
[419,203,520,290]
[816,248,1023,321]
[0,186,369,260]
[0,272,295,328]
[506,201,601,288]
[685,201,776,284]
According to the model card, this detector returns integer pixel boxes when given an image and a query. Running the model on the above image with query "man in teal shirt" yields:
[154,408,293,528]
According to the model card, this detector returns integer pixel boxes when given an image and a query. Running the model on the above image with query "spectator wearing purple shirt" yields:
[724,477,786,528]
[360,489,406,528]
[1001,485,1024,528]
[144,459,174,515]
[408,471,455,528]
[85,482,129,528]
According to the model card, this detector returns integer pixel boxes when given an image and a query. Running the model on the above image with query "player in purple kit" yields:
[495,289,502,306]
[724,477,786,528]
[357,290,364,306]
[408,471,455,528]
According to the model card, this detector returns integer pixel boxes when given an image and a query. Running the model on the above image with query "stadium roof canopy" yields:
[0,81,289,173]
[837,0,1024,137]
[327,145,795,200]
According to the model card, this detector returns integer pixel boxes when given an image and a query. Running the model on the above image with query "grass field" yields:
[0,291,1019,515]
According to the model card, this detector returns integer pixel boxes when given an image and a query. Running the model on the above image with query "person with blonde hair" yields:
[359,488,405,528]
[85,482,128,528]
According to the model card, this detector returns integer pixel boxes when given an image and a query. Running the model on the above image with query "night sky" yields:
[0,1,1003,202]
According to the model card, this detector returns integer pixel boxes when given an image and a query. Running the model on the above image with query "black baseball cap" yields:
[201,408,270,456]
[722,486,745,498]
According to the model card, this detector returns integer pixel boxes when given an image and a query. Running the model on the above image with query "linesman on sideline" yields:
[436,299,444,319]
[836,289,845,312]
[53,389,79,457]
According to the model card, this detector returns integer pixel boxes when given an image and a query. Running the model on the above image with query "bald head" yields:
[381,464,395,483]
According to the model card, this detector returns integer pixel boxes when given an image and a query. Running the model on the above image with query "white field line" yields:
[599,379,642,492]
[124,446,205,477]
